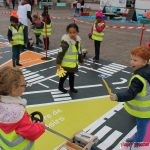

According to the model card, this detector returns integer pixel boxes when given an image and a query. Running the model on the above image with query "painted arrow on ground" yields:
[112,78,127,85]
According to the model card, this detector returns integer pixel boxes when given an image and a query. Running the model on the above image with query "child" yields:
[89,11,105,62]
[41,6,52,51]
[56,23,83,93]
[0,66,45,149]
[32,14,44,46]
[7,11,27,67]
[110,46,150,142]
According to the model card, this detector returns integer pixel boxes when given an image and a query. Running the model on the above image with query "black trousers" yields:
[35,34,42,45]
[94,40,101,60]
[43,37,49,50]
[12,45,23,67]
[59,72,75,90]
[12,0,15,9]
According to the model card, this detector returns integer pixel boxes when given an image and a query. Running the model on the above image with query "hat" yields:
[96,11,103,19]
[10,11,18,19]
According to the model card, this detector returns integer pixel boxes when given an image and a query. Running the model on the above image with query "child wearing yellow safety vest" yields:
[56,23,83,93]
[110,46,150,142]
[32,14,44,46]
[41,6,52,50]
[7,11,26,67]
[0,66,45,150]
[89,11,105,62]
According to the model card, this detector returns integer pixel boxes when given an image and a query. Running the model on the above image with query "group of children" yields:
[8,6,52,67]
[2,7,150,149]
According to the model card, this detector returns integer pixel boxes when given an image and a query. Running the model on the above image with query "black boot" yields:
[58,87,68,93]
[70,88,78,93]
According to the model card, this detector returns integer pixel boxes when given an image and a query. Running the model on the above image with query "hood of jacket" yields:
[0,96,27,123]
[61,34,81,45]
[135,64,150,84]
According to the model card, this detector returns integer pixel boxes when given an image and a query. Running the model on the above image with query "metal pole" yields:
[140,24,145,46]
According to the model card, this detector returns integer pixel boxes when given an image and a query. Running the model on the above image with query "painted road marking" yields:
[51,89,72,102]
[28,76,45,83]
[25,74,40,80]
[112,78,127,85]
[95,125,112,139]
[97,130,123,150]
[26,96,117,150]
[1,50,46,68]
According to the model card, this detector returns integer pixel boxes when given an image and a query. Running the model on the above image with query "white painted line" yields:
[97,130,123,150]
[112,78,127,85]
[113,127,136,150]
[51,91,63,94]
[79,69,87,73]
[31,75,57,85]
[104,111,116,119]
[95,126,112,139]
[38,83,49,88]
[121,70,132,74]
[84,119,106,134]
[24,71,39,77]
[76,84,102,89]
[98,68,114,74]
[49,79,59,84]
[84,103,123,133]
[84,62,91,66]
[75,74,79,76]
[28,76,45,83]
[109,64,126,70]
[111,63,127,68]
[25,74,40,80]
[49,66,56,69]
[102,65,121,71]
[22,68,27,71]
[52,94,70,98]
[40,68,48,71]
[87,59,102,66]
[23,70,31,74]
[54,97,72,101]
[26,95,109,107]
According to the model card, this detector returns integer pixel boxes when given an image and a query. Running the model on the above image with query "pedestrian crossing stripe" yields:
[27,96,117,150]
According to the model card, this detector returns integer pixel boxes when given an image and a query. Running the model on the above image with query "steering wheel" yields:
[30,111,44,122]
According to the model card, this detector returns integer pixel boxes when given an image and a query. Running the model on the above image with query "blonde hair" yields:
[0,66,23,95]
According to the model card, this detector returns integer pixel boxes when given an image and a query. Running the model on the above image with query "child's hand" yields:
[110,93,117,101]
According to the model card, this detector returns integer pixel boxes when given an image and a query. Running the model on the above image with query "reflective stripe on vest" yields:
[41,23,52,36]
[61,42,79,68]
[33,28,42,35]
[9,25,24,45]
[0,129,34,150]
[124,74,150,118]
[91,23,104,41]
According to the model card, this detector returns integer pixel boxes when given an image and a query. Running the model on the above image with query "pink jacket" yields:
[0,96,45,141]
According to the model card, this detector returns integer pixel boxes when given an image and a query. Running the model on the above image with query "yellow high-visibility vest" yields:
[41,23,52,36]
[124,74,150,118]
[91,23,104,41]
[61,42,80,68]
[9,25,24,45]
[0,129,34,150]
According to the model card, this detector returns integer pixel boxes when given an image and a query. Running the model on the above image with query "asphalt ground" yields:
[0,6,150,66]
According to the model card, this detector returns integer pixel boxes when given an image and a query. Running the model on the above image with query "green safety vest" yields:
[0,129,34,150]
[33,28,42,35]
[91,23,104,41]
[124,74,150,118]
[61,42,80,68]
[41,23,52,36]
[9,25,24,45]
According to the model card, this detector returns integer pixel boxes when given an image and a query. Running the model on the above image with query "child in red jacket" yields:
[0,66,45,149]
